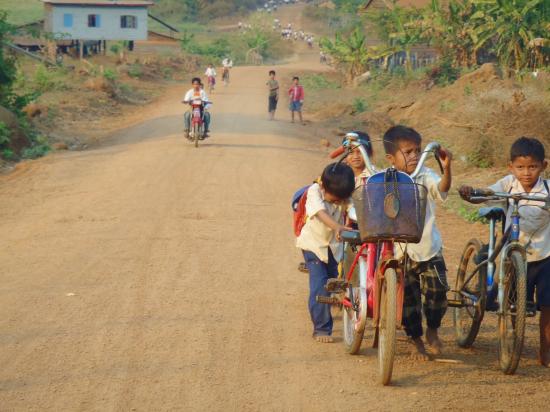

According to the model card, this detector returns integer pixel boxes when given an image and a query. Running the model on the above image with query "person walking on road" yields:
[267,70,279,120]
[288,76,305,125]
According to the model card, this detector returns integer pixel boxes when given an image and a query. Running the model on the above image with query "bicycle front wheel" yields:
[498,250,526,375]
[453,239,487,348]
[378,268,397,386]
[343,285,367,354]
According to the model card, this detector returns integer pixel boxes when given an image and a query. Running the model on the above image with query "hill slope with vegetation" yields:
[153,0,263,22]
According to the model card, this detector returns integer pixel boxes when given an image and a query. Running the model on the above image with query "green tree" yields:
[368,2,424,70]
[320,27,370,82]
[0,11,17,106]
[471,0,549,71]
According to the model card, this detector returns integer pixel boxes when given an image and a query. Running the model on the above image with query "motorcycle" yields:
[187,99,207,148]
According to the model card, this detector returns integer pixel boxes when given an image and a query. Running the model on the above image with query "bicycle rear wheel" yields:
[498,250,526,374]
[453,239,487,348]
[378,268,397,386]
[343,285,367,354]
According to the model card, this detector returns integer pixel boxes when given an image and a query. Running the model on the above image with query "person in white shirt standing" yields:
[383,125,453,360]
[460,137,550,367]
[204,64,217,94]
[296,163,355,343]
[182,77,211,137]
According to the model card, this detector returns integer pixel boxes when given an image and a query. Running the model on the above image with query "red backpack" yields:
[292,185,310,236]
[291,179,320,236]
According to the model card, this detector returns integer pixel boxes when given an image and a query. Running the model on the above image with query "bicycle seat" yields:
[478,207,506,221]
[341,230,362,245]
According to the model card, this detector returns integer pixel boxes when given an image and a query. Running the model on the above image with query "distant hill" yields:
[153,0,264,22]
[0,0,43,25]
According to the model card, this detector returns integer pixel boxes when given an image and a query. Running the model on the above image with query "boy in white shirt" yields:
[460,137,550,367]
[296,163,355,342]
[182,77,211,137]
[384,125,453,360]
[204,64,216,91]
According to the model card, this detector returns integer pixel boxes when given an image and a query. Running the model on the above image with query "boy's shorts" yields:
[527,255,550,308]
[289,101,302,112]
[269,95,278,112]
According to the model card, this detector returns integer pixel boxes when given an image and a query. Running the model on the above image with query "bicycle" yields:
[318,133,443,385]
[222,68,230,86]
[450,188,550,374]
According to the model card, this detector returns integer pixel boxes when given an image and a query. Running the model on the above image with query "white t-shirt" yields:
[222,59,233,68]
[394,167,447,262]
[489,175,550,262]
[205,67,217,77]
[183,88,209,104]
[296,183,349,263]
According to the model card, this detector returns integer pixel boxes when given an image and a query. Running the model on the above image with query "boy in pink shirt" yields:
[288,76,305,125]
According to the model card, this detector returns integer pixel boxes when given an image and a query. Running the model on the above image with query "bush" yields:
[467,135,494,168]
[21,135,50,159]
[127,64,143,78]
[110,43,121,55]
[2,148,15,160]
[33,65,66,93]
[0,121,11,147]
[301,74,340,90]
[351,97,367,114]
[427,56,461,86]
[103,68,118,82]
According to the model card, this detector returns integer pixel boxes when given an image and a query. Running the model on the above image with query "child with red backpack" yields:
[295,163,355,342]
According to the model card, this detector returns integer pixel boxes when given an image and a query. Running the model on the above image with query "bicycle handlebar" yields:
[410,142,442,179]
[331,133,443,178]
[471,191,550,203]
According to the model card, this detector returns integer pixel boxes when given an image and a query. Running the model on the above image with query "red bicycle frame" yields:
[342,239,405,345]
[191,103,204,127]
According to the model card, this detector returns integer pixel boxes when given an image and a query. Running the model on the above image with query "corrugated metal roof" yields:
[43,0,153,6]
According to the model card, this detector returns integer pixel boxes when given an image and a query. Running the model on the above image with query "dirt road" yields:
[1,29,549,412]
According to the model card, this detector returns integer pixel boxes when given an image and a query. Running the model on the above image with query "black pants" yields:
[402,253,448,339]
[268,95,278,112]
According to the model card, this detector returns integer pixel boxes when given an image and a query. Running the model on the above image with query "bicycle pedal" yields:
[325,278,349,293]
[447,299,463,308]
[316,295,341,305]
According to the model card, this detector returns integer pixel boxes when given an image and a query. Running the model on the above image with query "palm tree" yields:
[320,27,370,82]
[470,0,548,71]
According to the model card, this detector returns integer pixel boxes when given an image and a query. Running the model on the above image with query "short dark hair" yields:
[191,77,201,84]
[269,70,276,75]
[383,125,422,154]
[351,130,373,157]
[293,76,299,81]
[321,163,355,199]
[510,137,545,162]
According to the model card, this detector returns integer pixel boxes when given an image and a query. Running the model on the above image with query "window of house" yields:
[121,15,137,29]
[88,14,100,28]
[63,14,73,28]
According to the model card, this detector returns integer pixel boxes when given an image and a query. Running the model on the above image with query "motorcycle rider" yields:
[183,77,211,138]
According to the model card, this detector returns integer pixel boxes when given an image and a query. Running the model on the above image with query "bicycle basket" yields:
[352,169,428,243]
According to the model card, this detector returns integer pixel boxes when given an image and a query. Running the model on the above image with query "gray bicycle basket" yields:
[352,169,428,243]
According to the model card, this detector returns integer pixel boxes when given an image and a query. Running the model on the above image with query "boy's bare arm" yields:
[438,148,452,194]
[315,210,351,240]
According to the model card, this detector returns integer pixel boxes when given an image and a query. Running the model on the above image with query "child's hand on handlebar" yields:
[438,148,453,170]
[458,185,474,201]
[336,225,353,242]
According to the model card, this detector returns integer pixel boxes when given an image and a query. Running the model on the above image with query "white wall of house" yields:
[47,5,149,41]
